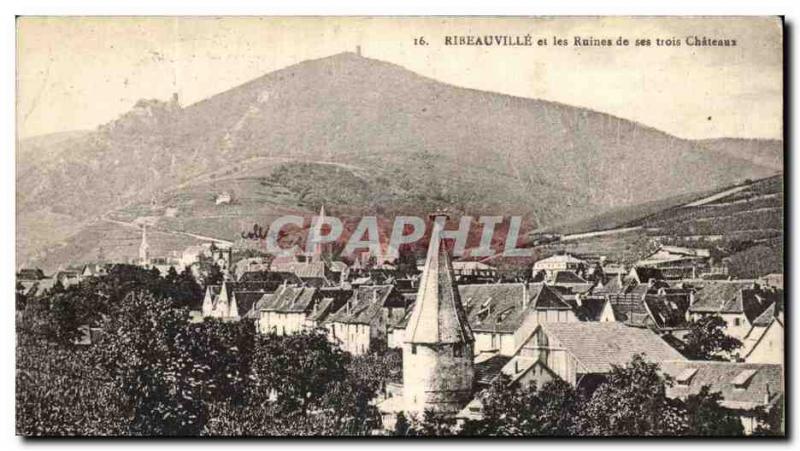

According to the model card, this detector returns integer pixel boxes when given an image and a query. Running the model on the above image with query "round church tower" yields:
[402,213,475,417]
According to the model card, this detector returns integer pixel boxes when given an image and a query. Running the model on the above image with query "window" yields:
[454,344,463,357]
[734,318,741,327]
[732,369,758,389]
[411,344,417,355]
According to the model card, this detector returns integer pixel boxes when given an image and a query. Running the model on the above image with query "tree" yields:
[683,315,742,361]
[683,386,744,436]
[579,354,689,436]
[409,410,458,436]
[460,376,580,436]
[91,291,205,436]
[752,398,784,436]
[394,412,410,436]
[247,331,349,414]
[16,281,27,311]
[205,331,381,436]
[205,263,225,287]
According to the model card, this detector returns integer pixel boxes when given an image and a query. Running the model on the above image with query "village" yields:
[16,206,784,436]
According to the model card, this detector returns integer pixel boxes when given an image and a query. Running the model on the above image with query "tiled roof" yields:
[246,293,272,319]
[238,270,302,285]
[689,282,780,324]
[260,285,353,316]
[594,275,624,295]
[553,271,589,285]
[688,281,753,312]
[474,354,512,385]
[17,268,46,280]
[628,267,665,283]
[261,286,315,313]
[535,254,585,265]
[233,291,266,318]
[532,284,572,310]
[539,322,685,373]
[643,292,691,329]
[751,301,780,327]
[661,361,783,410]
[271,261,328,279]
[326,285,397,326]
[460,283,530,333]
[568,296,609,321]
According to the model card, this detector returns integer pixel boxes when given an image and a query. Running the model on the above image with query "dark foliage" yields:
[683,315,743,360]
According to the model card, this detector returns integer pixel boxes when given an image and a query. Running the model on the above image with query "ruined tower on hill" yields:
[402,212,475,417]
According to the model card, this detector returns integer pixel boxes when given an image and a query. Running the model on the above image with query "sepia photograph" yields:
[14,16,784,437]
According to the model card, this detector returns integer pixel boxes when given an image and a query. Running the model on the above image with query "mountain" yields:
[16,52,781,270]
[695,138,783,172]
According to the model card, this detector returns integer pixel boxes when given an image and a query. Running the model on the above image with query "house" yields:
[532,254,587,278]
[270,261,332,287]
[323,285,410,355]
[55,270,82,288]
[741,301,784,364]
[80,263,109,278]
[459,283,534,356]
[257,285,352,335]
[505,321,686,387]
[215,192,232,205]
[238,270,302,287]
[760,273,783,290]
[688,281,781,340]
[561,292,615,323]
[636,245,711,279]
[455,357,558,423]
[17,268,46,281]
[511,284,579,352]
[625,266,665,285]
[387,309,412,349]
[17,267,55,292]
[660,361,783,434]
[604,272,692,330]
[548,270,592,290]
[180,245,207,268]
[451,261,497,283]
[202,280,274,320]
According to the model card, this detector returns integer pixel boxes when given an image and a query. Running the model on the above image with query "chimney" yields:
[355,45,362,56]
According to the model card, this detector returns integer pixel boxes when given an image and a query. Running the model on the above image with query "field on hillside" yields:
[26,221,204,273]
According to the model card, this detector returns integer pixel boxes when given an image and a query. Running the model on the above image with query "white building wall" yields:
[473,331,515,356]
[745,322,783,365]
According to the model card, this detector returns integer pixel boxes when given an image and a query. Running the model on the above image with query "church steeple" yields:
[139,224,149,265]
[311,205,326,263]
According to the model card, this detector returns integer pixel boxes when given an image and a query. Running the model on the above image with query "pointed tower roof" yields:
[139,224,149,261]
[405,213,474,344]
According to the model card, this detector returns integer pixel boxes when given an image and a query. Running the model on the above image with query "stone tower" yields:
[403,213,475,417]
[139,224,149,265]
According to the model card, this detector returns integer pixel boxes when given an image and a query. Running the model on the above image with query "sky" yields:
[17,16,783,140]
